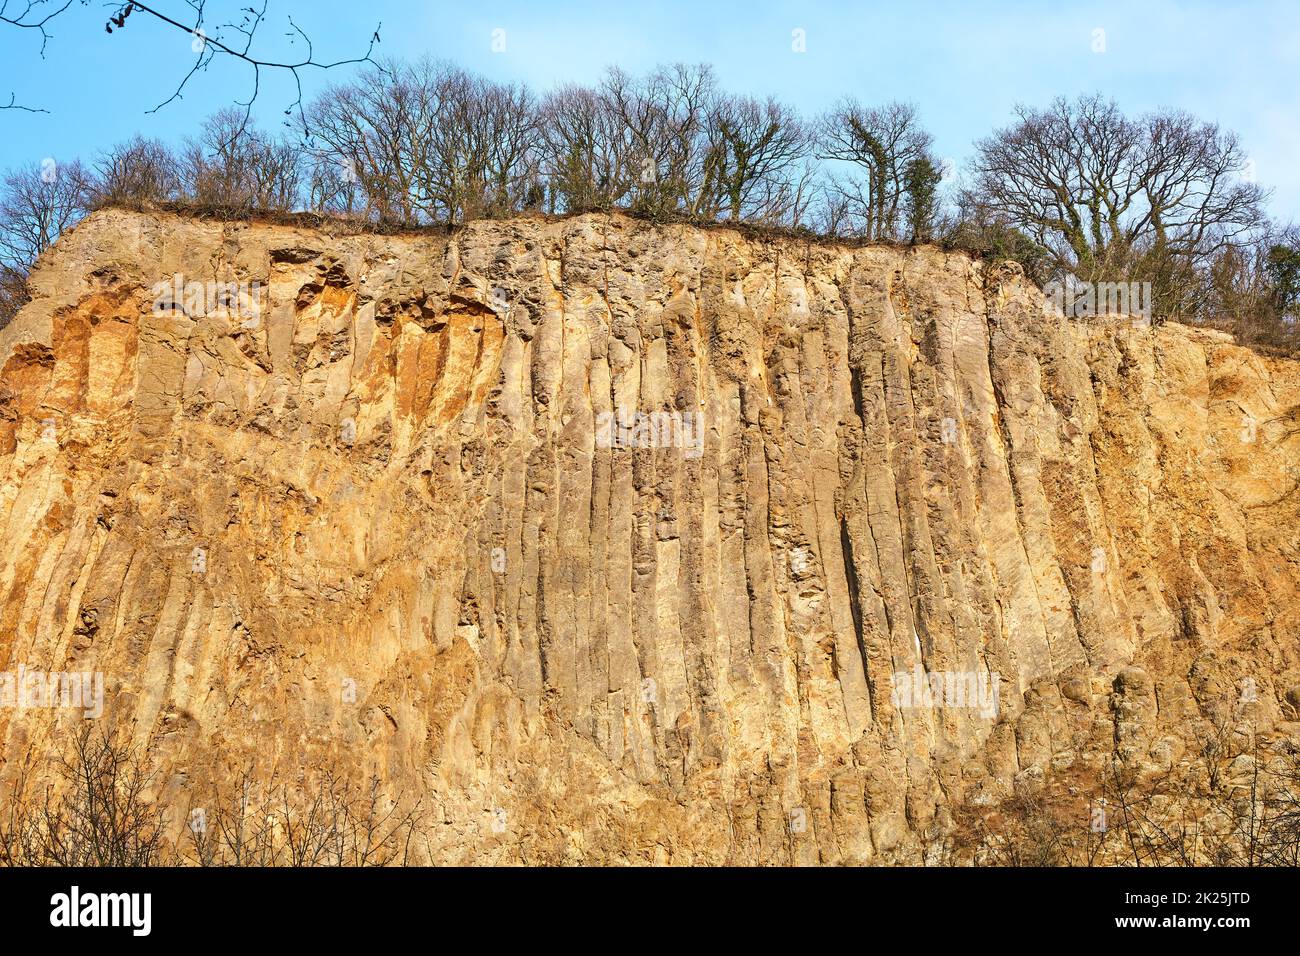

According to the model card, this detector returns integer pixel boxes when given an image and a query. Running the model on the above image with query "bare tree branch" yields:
[1,91,49,113]
[106,1,383,133]
[0,0,78,56]
[2,1,382,121]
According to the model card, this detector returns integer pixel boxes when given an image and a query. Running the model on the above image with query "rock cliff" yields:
[2,209,1298,863]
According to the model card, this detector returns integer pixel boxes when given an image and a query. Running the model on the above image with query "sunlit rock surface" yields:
[1,209,1297,863]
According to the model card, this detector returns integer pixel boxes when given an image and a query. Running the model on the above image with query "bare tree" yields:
[598,64,719,218]
[303,57,430,224]
[185,769,279,866]
[970,95,1266,290]
[701,93,809,223]
[0,157,92,274]
[305,150,365,217]
[93,135,180,208]
[537,63,812,225]
[809,180,857,238]
[180,108,302,211]
[184,765,426,866]
[0,728,430,867]
[648,63,719,217]
[306,59,541,226]
[818,100,933,240]
[538,83,626,213]
[425,69,540,223]
[0,726,171,866]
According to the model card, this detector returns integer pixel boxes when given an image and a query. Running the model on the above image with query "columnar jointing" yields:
[0,210,1296,863]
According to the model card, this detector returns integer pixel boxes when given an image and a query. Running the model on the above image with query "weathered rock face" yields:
[1,208,1298,863]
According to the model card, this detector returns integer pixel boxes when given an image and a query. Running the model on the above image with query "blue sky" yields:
[2,0,1297,221]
